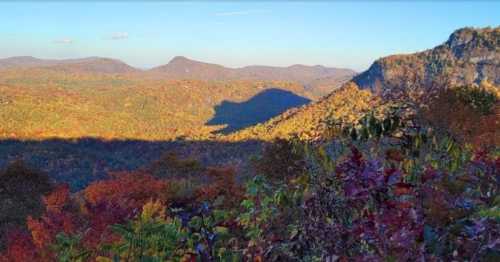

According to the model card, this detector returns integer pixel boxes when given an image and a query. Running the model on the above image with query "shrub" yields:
[0,161,53,249]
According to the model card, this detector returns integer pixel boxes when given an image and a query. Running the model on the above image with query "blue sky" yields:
[0,1,498,71]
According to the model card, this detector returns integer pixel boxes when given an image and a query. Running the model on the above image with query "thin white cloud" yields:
[109,32,129,40]
[53,38,74,44]
[215,9,270,17]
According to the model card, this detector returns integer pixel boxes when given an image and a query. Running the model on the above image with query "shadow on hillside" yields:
[206,88,311,134]
[0,138,266,191]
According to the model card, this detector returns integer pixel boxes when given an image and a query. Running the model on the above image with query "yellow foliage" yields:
[141,199,166,223]
[228,82,384,141]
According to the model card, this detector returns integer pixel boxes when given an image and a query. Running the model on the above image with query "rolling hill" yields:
[0,55,355,97]
[149,56,356,88]
[46,57,139,74]
[0,56,139,74]
[0,68,324,140]
[0,56,62,69]
[1,55,356,89]
[0,54,357,140]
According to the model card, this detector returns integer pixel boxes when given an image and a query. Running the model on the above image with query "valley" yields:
[0,24,498,261]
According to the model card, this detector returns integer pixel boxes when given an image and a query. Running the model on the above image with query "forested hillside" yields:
[0,27,498,261]
[0,69,321,140]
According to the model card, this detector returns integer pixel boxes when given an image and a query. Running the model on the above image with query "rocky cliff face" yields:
[354,27,499,99]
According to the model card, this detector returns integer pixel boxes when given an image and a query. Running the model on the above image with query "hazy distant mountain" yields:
[0,56,139,74]
[46,57,139,74]
[0,56,62,69]
[0,55,355,89]
[354,27,500,99]
[238,64,355,84]
[0,56,356,90]
[149,56,234,80]
[149,56,356,88]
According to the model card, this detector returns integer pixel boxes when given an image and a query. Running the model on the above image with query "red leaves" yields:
[1,230,38,262]
[43,184,70,213]
[27,211,78,250]
[84,171,169,209]
[393,182,413,196]
[83,205,127,249]
[26,216,51,249]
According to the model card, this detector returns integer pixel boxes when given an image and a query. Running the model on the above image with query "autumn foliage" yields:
[0,83,498,260]
[421,82,499,147]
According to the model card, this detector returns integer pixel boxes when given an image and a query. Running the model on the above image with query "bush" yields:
[0,161,53,249]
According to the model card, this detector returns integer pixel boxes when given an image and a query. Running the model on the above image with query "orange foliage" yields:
[43,184,71,214]
[25,216,51,249]
[0,152,252,260]
[26,211,77,250]
[83,171,170,208]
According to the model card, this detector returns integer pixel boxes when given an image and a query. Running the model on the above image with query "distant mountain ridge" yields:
[0,56,138,74]
[354,27,499,99]
[0,55,356,88]
[149,56,356,87]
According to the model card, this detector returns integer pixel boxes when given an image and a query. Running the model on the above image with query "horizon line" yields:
[0,55,359,72]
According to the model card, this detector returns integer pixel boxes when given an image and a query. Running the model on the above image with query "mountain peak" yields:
[169,56,192,64]
[353,26,499,99]
[148,56,356,88]
[446,26,499,50]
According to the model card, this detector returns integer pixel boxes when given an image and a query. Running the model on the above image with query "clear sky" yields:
[0,1,498,71]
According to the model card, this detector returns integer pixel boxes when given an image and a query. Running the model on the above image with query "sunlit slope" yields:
[0,68,323,140]
[354,27,500,99]
[229,82,381,141]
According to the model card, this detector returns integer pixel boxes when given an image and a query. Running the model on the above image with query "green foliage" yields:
[476,207,500,219]
[454,85,497,114]
[232,103,499,260]
[106,201,189,261]
[52,233,90,262]
[343,104,402,141]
